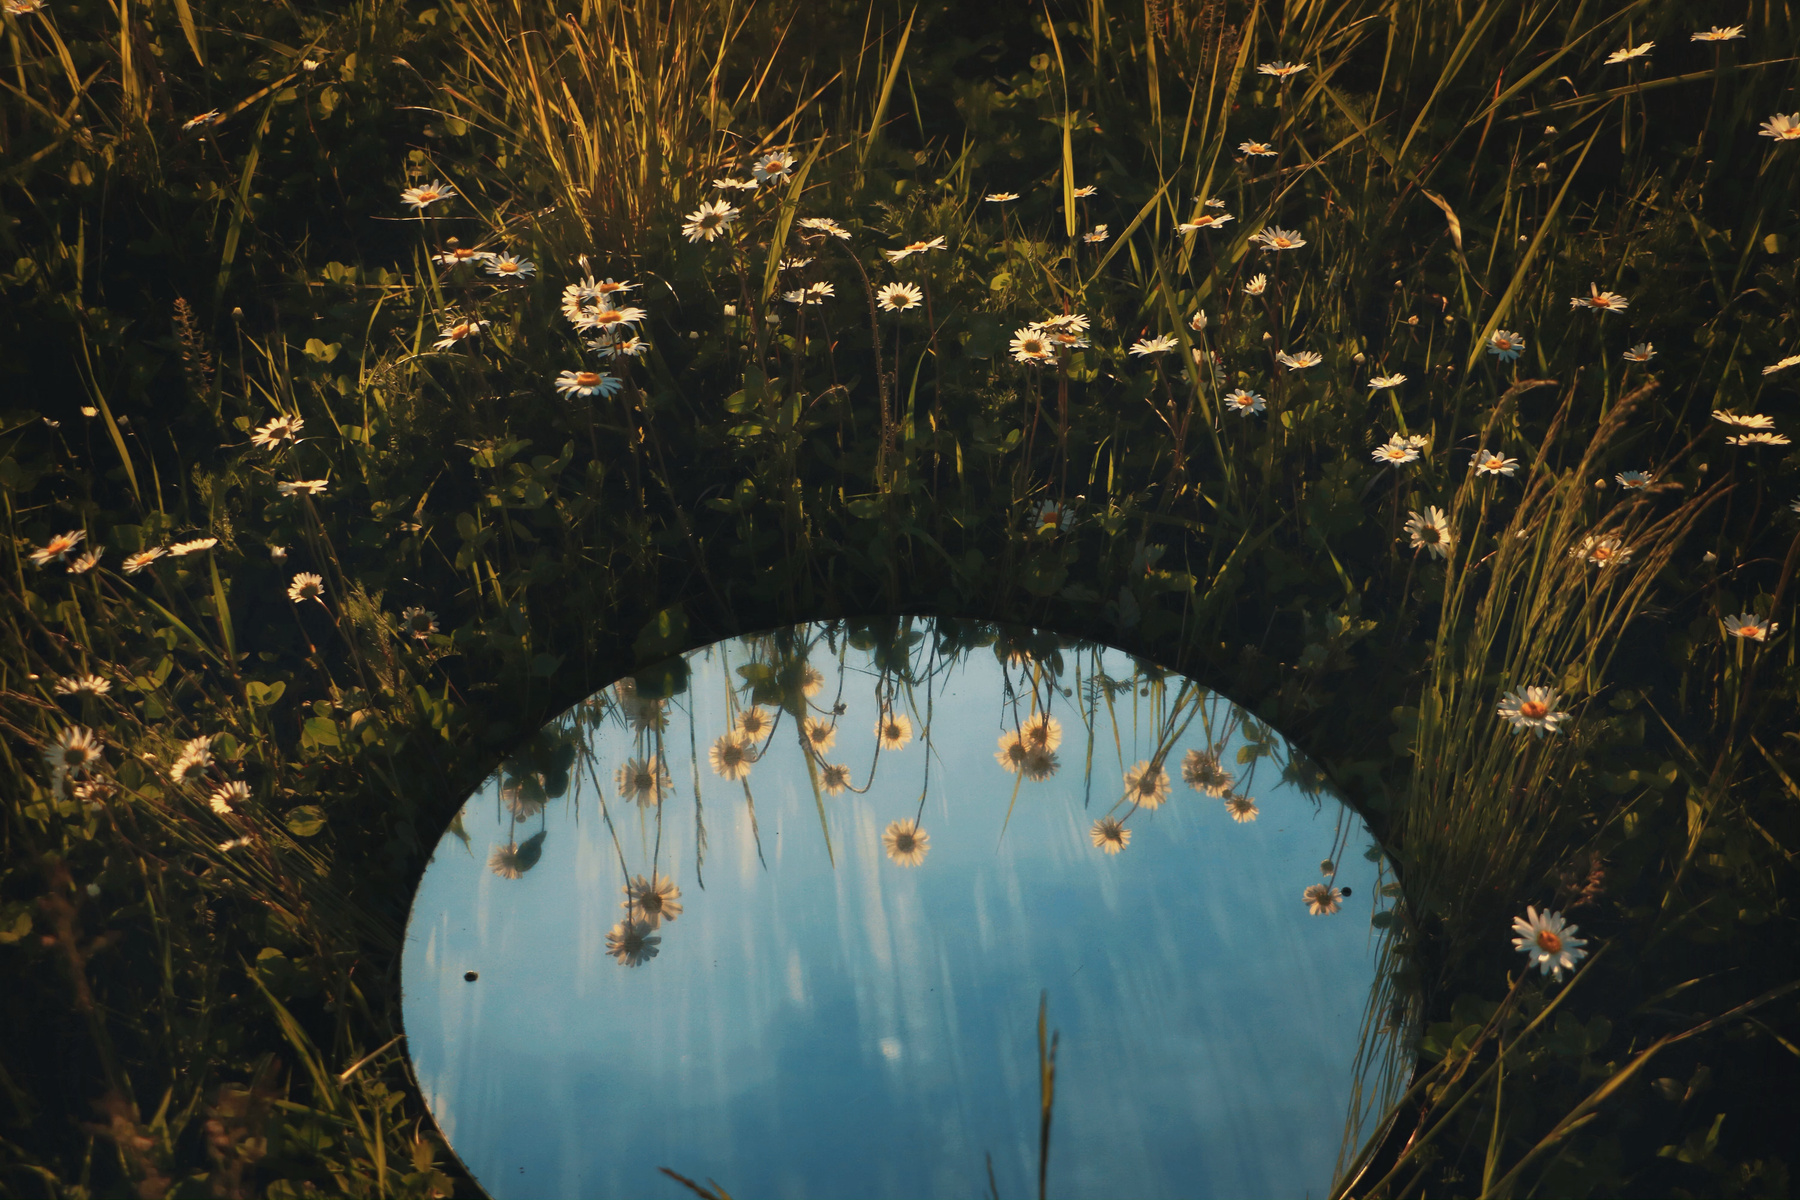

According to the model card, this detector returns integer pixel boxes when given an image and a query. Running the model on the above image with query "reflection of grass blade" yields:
[659,1165,734,1200]
[800,752,834,868]
[740,779,767,870]
[1037,990,1058,1200]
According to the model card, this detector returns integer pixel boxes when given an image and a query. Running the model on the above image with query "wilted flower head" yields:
[1243,273,1268,296]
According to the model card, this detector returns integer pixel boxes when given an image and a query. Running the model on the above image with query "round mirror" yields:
[402,618,1407,1199]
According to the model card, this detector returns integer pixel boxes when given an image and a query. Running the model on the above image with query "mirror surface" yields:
[402,618,1406,1199]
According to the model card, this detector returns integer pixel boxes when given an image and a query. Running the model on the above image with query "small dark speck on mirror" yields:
[464,971,479,981]
[1340,888,1353,897]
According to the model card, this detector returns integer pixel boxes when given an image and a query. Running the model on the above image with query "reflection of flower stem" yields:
[739,779,767,870]
[1038,991,1059,1200]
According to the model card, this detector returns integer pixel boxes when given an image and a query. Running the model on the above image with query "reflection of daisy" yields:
[876,711,913,751]
[1496,686,1569,736]
[1304,884,1344,915]
[1019,713,1061,752]
[737,707,773,739]
[1225,794,1260,822]
[488,842,536,879]
[882,819,930,866]
[503,782,545,820]
[1021,747,1060,781]
[1123,761,1171,810]
[802,717,837,753]
[623,873,683,928]
[1090,817,1131,854]
[1511,906,1587,980]
[606,920,661,967]
[615,756,672,806]
[708,733,755,781]
[995,732,1029,773]
[820,763,852,794]
[800,663,824,696]
[1182,749,1234,796]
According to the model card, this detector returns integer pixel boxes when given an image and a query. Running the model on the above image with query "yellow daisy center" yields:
[575,372,600,386]
[1519,700,1548,719]
[1535,928,1562,953]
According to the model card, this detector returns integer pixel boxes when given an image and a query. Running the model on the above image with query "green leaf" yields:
[246,680,287,706]
[285,806,327,837]
[634,605,690,660]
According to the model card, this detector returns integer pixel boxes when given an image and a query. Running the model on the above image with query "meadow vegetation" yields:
[2,0,1799,1195]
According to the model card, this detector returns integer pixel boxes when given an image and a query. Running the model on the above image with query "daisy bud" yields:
[1353,352,1366,364]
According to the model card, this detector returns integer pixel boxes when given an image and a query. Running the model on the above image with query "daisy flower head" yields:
[209,780,250,815]
[1405,506,1454,559]
[782,282,835,305]
[5,0,48,14]
[168,538,218,557]
[681,198,740,243]
[54,674,111,698]
[882,818,930,866]
[1130,334,1179,357]
[433,317,490,351]
[589,333,650,358]
[122,548,166,574]
[751,150,798,184]
[1372,435,1422,467]
[876,282,923,312]
[251,414,305,449]
[582,305,648,336]
[802,717,837,754]
[171,735,214,784]
[276,479,330,497]
[1189,310,1209,331]
[983,191,1020,203]
[1225,793,1260,822]
[1178,212,1234,234]
[1368,374,1408,390]
[1123,760,1171,810]
[45,726,102,783]
[1021,746,1060,781]
[1256,60,1308,78]
[1512,906,1588,980]
[1224,388,1266,416]
[605,919,661,967]
[884,235,948,262]
[1760,114,1800,142]
[995,731,1028,773]
[1182,749,1234,796]
[69,550,102,574]
[1622,343,1656,363]
[1723,613,1779,641]
[1604,42,1653,65]
[736,706,773,739]
[1238,140,1277,157]
[820,763,852,795]
[484,254,535,279]
[1037,312,1091,335]
[1020,712,1062,752]
[555,369,623,400]
[623,872,683,928]
[182,110,223,132]
[1570,283,1628,312]
[711,176,758,191]
[1764,354,1800,376]
[798,216,851,240]
[876,711,913,751]
[287,572,325,603]
[1276,349,1322,370]
[1615,470,1653,489]
[400,180,455,211]
[1497,685,1570,736]
[401,606,438,640]
[1071,184,1099,198]
[1728,432,1792,447]
[1487,329,1527,360]
[1573,533,1632,567]
[1713,410,1776,429]
[615,755,672,807]
[1304,884,1344,915]
[1010,326,1056,365]
[1243,273,1268,296]
[1090,817,1131,854]
[29,530,85,567]
[1251,226,1307,251]
[435,246,493,267]
[1692,25,1744,41]
[1082,224,1110,243]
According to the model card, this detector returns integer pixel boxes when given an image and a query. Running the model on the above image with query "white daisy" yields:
[1691,26,1744,41]
[28,531,85,567]
[1712,410,1776,428]
[1487,329,1526,360]
[1472,449,1518,476]
[1614,470,1653,489]
[484,254,535,279]
[751,150,798,183]
[435,246,494,267]
[1177,213,1234,234]
[1123,760,1170,810]
[401,606,438,639]
[797,216,851,240]
[1512,906,1587,980]
[1759,113,1800,142]
[876,282,923,312]
[1082,224,1110,243]
[882,819,929,866]
[1726,432,1791,447]
[1238,141,1277,157]
[615,755,672,807]
[622,872,683,927]
[433,317,489,350]
[287,572,325,602]
[400,180,455,211]
[1224,794,1259,822]
[251,414,305,449]
[209,780,250,815]
[1372,436,1421,466]
[168,538,218,557]
[1569,283,1628,312]
[1130,334,1179,357]
[171,735,214,783]
[1368,374,1407,389]
[605,919,661,967]
[819,763,852,794]
[1276,349,1322,370]
[1010,327,1056,365]
[1604,42,1653,64]
[1304,884,1343,915]
[1496,685,1570,736]
[1243,273,1268,296]
[1762,354,1800,376]
[1090,817,1130,854]
[983,191,1020,202]
[1256,61,1308,78]
[1182,749,1233,796]
[1251,226,1306,251]
[1722,613,1778,641]
[884,236,948,262]
[1224,388,1266,416]
[1572,533,1631,567]
[1622,343,1656,363]
[1405,506,1454,559]
[555,369,623,399]
[875,712,912,751]
[681,198,740,242]
[54,674,111,698]
[1071,185,1099,198]
[122,548,166,573]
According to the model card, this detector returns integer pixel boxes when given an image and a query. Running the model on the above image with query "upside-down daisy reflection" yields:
[1182,748,1234,796]
[1124,761,1171,809]
[882,819,929,866]
[605,920,661,967]
[1090,817,1131,854]
[623,873,683,928]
